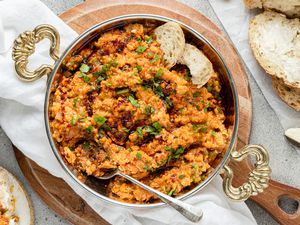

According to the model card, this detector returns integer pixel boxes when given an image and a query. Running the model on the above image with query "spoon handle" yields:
[118,171,203,223]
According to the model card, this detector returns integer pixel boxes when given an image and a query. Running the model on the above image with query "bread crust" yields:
[272,77,300,111]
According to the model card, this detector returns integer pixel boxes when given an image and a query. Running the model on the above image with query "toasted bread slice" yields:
[154,22,185,67]
[178,44,213,87]
[244,0,300,18]
[0,167,34,225]
[272,77,300,111]
[249,11,300,89]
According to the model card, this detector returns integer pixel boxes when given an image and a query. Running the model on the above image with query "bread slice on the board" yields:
[249,11,300,89]
[244,0,300,18]
[272,77,300,111]
[0,167,34,225]
[154,22,185,67]
[178,43,213,87]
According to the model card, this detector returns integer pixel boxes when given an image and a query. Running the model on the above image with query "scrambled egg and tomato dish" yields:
[49,23,231,203]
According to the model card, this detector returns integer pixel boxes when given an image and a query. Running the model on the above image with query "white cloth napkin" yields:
[0,0,257,224]
[209,0,300,130]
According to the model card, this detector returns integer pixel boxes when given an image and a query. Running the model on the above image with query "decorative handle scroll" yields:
[220,145,271,201]
[12,24,60,82]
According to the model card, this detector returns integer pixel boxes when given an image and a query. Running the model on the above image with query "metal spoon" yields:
[95,169,203,223]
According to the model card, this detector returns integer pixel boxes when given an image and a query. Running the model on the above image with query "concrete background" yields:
[0,0,299,224]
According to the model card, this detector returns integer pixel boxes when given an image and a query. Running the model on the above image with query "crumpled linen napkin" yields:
[209,0,300,130]
[0,0,257,224]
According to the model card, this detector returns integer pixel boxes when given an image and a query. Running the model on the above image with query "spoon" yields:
[95,169,203,223]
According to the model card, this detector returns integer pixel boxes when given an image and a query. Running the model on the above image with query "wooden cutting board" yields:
[14,0,300,225]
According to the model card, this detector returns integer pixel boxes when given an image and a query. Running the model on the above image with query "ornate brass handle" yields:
[12,24,60,82]
[220,145,271,201]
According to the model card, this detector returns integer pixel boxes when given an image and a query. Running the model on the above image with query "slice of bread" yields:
[154,22,185,67]
[0,167,34,225]
[244,0,300,18]
[178,44,213,87]
[272,77,300,111]
[249,11,300,89]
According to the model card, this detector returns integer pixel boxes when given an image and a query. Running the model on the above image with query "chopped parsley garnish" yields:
[78,72,90,83]
[82,141,90,151]
[155,68,163,78]
[73,98,80,107]
[122,127,130,133]
[207,85,213,92]
[152,122,162,131]
[193,91,200,98]
[144,163,153,171]
[167,146,185,163]
[128,95,140,108]
[184,70,191,81]
[135,65,142,73]
[200,127,208,132]
[136,46,147,54]
[145,35,152,44]
[116,88,129,95]
[83,75,91,83]
[108,60,118,67]
[93,116,107,125]
[145,106,155,116]
[85,125,93,133]
[150,54,160,63]
[70,117,77,126]
[136,127,143,138]
[136,37,142,42]
[80,64,90,73]
[107,81,112,87]
[136,152,142,160]
[179,175,185,179]
[164,97,173,109]
[211,130,216,136]
[192,163,199,169]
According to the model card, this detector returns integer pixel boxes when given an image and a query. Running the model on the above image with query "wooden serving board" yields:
[14,0,300,225]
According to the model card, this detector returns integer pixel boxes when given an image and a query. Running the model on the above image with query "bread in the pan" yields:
[244,0,300,18]
[178,43,213,87]
[249,11,300,89]
[272,77,300,111]
[154,22,185,67]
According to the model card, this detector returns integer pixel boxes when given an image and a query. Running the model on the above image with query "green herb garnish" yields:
[150,54,160,63]
[193,91,200,98]
[85,126,93,133]
[211,130,216,136]
[136,46,147,54]
[184,70,191,81]
[93,116,107,125]
[82,141,90,151]
[80,64,90,73]
[136,127,143,138]
[70,117,77,126]
[73,98,80,107]
[122,127,130,133]
[179,175,185,179]
[135,65,142,73]
[128,95,140,108]
[155,68,163,78]
[136,152,142,160]
[109,60,118,67]
[145,35,152,44]
[145,106,155,116]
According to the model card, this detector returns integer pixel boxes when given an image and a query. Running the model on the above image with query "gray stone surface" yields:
[0,0,299,224]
